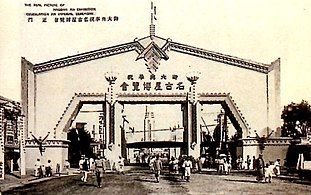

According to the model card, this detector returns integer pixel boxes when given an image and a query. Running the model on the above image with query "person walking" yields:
[227,155,232,174]
[64,160,70,175]
[197,156,203,173]
[252,156,256,170]
[89,157,95,174]
[56,163,61,176]
[102,156,107,174]
[38,165,44,178]
[95,166,102,188]
[34,158,41,177]
[153,155,162,183]
[81,158,89,183]
[217,156,224,174]
[169,157,174,174]
[79,156,85,171]
[246,155,251,170]
[183,156,193,182]
[149,155,155,172]
[173,157,179,174]
[45,160,52,177]
[118,156,125,174]
[94,158,103,188]
[179,155,185,180]
[274,159,281,176]
[223,158,229,175]
[255,154,265,182]
[264,162,274,183]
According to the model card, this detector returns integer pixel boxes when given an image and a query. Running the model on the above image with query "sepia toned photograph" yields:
[0,0,311,194]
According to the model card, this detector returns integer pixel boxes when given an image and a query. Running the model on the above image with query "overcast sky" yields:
[1,0,311,106]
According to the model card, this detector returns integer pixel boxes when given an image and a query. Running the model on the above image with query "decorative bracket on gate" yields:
[136,42,169,74]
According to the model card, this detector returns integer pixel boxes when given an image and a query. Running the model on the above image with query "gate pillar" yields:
[186,102,201,158]
[104,71,122,162]
[181,103,188,155]
[186,71,201,158]
[104,71,118,145]
[105,101,115,145]
[114,102,123,159]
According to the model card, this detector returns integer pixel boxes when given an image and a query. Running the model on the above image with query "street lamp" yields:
[105,71,118,104]
[186,71,201,104]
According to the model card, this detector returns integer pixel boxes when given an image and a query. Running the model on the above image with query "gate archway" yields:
[53,92,250,161]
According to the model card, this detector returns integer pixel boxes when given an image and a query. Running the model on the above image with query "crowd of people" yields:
[34,158,71,178]
[146,153,282,183]
[34,159,54,178]
[33,153,282,185]
[254,154,281,183]
[78,155,124,187]
[148,154,194,182]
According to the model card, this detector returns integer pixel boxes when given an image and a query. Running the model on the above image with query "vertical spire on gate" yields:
[150,1,157,38]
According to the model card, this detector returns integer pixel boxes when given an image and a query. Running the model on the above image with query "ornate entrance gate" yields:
[21,5,281,171]
[52,89,250,161]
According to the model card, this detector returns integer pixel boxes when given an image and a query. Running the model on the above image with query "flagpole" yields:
[150,2,155,37]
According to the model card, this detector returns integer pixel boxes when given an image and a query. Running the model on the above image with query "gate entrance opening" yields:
[61,92,248,167]
[120,104,184,164]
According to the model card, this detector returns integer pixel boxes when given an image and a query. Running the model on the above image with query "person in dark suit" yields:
[255,154,265,182]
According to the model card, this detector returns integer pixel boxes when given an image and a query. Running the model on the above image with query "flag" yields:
[151,2,157,20]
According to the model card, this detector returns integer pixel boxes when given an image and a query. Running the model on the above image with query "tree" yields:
[281,100,311,138]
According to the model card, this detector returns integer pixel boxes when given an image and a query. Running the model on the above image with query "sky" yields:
[1,0,311,107]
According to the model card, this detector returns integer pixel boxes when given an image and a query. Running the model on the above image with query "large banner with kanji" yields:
[119,74,186,92]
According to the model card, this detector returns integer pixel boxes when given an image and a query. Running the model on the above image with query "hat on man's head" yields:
[76,122,87,129]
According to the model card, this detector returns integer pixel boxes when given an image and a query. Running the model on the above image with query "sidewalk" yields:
[0,170,78,193]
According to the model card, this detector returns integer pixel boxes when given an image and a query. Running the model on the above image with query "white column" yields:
[268,58,281,134]
[186,71,200,158]
[195,103,202,157]
[98,110,105,157]
[114,103,123,158]
[187,102,192,156]
[105,101,110,147]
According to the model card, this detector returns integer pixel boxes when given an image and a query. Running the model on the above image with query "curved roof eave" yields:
[33,41,143,74]
[32,36,271,74]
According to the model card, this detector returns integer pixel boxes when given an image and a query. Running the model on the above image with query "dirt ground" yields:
[3,168,311,195]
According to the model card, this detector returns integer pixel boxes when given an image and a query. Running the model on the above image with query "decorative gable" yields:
[136,41,169,74]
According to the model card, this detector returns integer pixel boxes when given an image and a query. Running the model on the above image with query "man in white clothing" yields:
[182,157,193,182]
